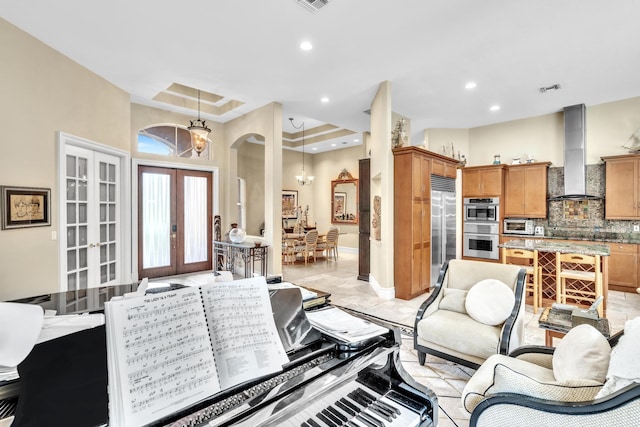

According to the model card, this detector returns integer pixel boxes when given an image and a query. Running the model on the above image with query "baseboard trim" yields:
[368,274,395,300]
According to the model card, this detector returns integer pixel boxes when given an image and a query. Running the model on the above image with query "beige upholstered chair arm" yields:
[470,385,640,427]
[509,345,555,369]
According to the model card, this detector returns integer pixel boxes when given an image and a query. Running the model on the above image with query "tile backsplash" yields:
[532,164,638,239]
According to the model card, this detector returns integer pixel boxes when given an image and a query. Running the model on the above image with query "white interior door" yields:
[63,145,121,290]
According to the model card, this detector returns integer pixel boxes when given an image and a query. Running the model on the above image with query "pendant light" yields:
[289,118,314,186]
[187,90,211,156]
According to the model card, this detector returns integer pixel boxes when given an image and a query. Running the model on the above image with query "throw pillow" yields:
[595,316,640,398]
[465,279,515,326]
[553,324,611,383]
[439,288,468,314]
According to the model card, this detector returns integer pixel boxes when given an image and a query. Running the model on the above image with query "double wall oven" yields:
[463,197,500,260]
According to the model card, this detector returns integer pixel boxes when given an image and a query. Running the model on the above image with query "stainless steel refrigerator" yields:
[431,176,457,285]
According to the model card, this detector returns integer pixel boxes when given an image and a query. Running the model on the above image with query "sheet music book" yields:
[104,276,289,427]
[305,306,388,344]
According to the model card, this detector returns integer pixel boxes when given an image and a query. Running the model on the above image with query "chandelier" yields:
[187,90,211,157]
[289,118,314,186]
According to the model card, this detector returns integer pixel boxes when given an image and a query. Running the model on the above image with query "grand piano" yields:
[1,283,437,427]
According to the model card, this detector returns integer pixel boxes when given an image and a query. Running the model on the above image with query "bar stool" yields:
[555,252,603,317]
[502,248,542,313]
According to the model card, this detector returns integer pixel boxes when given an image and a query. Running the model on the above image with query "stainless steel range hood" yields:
[548,104,602,201]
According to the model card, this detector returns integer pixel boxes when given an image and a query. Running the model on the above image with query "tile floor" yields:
[281,251,640,427]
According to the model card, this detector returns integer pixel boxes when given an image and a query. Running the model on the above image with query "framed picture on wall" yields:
[1,186,51,229]
[282,190,298,219]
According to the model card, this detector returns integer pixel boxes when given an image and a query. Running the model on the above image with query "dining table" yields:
[283,232,327,262]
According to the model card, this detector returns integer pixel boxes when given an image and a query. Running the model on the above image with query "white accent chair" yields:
[414,259,526,369]
[461,321,640,426]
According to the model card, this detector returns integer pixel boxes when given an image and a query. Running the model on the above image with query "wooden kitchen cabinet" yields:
[602,154,640,219]
[393,147,459,300]
[462,165,504,197]
[608,242,638,292]
[504,162,550,218]
[432,158,458,178]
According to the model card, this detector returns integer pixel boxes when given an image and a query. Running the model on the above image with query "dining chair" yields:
[293,229,318,265]
[281,229,295,265]
[502,248,541,313]
[323,227,339,261]
[556,252,603,317]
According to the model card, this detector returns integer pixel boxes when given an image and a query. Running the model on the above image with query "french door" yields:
[138,166,212,279]
[63,145,122,290]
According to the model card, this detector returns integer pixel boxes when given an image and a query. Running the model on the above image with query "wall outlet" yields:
[634,225,640,233]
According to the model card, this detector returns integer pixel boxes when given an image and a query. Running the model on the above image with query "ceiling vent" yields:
[297,0,331,13]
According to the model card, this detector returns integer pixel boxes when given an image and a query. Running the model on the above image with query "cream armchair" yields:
[462,323,640,427]
[414,259,526,369]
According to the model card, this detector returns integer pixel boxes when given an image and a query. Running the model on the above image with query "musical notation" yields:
[105,276,290,427]
[106,288,221,426]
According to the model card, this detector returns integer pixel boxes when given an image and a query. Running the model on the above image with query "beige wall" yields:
[224,102,283,276]
[282,148,315,228]
[369,81,395,293]
[425,128,470,161]
[311,145,364,249]
[0,18,130,301]
[237,142,265,236]
[427,96,640,167]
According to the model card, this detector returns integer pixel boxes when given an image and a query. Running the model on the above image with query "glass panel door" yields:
[138,166,212,279]
[138,166,176,279]
[176,169,212,274]
[63,146,121,290]
[96,153,120,285]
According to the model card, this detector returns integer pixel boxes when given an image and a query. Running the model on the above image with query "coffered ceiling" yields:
[2,1,640,153]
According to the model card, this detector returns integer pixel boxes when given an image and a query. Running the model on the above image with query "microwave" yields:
[503,219,534,235]
[463,197,499,222]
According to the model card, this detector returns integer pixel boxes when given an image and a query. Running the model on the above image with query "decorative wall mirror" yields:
[331,169,358,225]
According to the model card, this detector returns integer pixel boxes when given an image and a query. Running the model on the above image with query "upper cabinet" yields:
[461,165,504,197]
[503,162,550,218]
[431,158,457,179]
[602,154,640,219]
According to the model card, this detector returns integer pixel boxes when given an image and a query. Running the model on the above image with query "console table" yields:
[213,241,269,278]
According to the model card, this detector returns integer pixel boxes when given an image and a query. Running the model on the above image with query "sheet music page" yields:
[105,288,221,427]
[200,276,289,389]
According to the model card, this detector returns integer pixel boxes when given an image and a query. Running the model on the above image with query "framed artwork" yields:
[1,186,51,229]
[282,190,298,219]
[333,192,346,217]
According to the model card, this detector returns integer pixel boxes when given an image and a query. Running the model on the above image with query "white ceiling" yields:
[2,0,640,153]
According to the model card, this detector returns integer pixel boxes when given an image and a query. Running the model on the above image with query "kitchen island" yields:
[500,238,609,313]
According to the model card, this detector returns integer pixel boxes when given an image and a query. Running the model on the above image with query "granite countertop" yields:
[500,239,610,256]
[502,233,640,245]
[542,234,640,244]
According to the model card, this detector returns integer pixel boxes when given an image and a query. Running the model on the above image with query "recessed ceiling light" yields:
[300,41,313,51]
[465,82,477,89]
[331,143,336,147]
[353,139,359,142]
[312,147,318,151]
[490,105,501,112]
[320,97,329,103]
